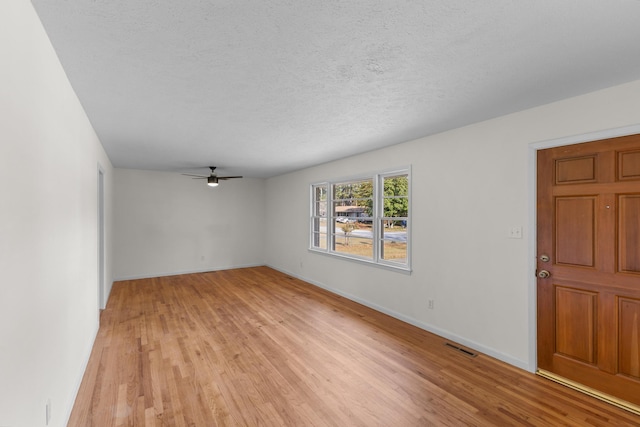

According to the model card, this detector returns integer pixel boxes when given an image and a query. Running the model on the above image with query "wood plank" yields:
[68,267,640,426]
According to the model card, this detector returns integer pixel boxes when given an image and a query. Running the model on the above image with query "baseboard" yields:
[62,319,100,427]
[267,264,531,372]
[113,263,265,282]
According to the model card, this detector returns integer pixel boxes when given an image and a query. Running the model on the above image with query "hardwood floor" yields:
[69,267,640,426]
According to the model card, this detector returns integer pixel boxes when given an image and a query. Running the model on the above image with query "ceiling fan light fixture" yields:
[182,166,241,186]
[207,176,219,187]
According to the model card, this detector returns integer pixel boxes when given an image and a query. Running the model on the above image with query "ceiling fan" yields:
[182,166,242,187]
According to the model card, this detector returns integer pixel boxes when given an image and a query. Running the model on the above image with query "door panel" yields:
[555,155,597,184]
[618,149,640,181]
[619,195,640,273]
[555,287,597,364]
[619,298,640,379]
[555,197,596,267]
[537,133,640,407]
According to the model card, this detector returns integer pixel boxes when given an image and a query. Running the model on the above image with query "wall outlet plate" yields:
[508,226,523,239]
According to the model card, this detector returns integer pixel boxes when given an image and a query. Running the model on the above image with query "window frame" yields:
[310,183,328,251]
[310,167,411,273]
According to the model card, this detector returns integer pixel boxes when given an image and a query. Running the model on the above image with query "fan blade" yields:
[218,176,243,180]
[182,173,208,178]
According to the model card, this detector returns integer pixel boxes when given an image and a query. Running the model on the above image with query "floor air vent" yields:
[444,342,478,358]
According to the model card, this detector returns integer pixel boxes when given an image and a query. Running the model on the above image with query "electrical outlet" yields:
[428,299,434,309]
[508,226,523,239]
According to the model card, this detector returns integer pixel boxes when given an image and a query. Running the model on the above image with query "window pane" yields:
[333,201,370,220]
[383,200,408,218]
[380,222,408,239]
[314,185,327,200]
[311,218,327,249]
[334,229,373,259]
[312,232,327,249]
[314,201,327,217]
[334,179,373,201]
[380,218,408,229]
[313,184,327,216]
[313,217,327,233]
[380,220,407,262]
[383,175,408,197]
[334,218,373,259]
[380,239,407,264]
[382,175,408,218]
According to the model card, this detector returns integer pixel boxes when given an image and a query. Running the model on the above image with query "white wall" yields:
[3,3,639,425]
[0,1,114,427]
[114,169,265,280]
[265,79,640,371]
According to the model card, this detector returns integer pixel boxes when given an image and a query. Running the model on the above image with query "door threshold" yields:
[536,369,640,416]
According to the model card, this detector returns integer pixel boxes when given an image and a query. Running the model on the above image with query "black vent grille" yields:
[444,342,478,358]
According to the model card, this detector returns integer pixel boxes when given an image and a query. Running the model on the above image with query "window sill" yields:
[308,247,412,275]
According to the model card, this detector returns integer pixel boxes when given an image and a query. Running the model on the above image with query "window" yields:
[333,178,374,259]
[379,173,409,266]
[310,168,410,272]
[310,184,327,250]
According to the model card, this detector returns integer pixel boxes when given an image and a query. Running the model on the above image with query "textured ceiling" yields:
[30,0,640,178]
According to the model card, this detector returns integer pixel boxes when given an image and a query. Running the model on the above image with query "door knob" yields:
[538,270,550,279]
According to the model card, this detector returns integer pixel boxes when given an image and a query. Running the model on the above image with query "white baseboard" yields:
[267,264,532,373]
[113,263,265,282]
[62,320,100,427]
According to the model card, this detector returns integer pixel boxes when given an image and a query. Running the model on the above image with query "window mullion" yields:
[373,174,380,263]
[329,182,335,252]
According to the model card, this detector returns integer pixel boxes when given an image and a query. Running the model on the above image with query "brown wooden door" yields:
[537,134,640,406]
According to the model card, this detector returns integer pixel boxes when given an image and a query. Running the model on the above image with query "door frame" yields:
[98,164,106,313]
[527,123,640,373]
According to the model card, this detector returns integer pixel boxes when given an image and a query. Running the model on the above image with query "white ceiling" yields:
[30,0,640,178]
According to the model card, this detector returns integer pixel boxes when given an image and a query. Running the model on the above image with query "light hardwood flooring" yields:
[68,267,640,426]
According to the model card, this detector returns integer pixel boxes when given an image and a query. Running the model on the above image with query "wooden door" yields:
[537,134,640,407]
